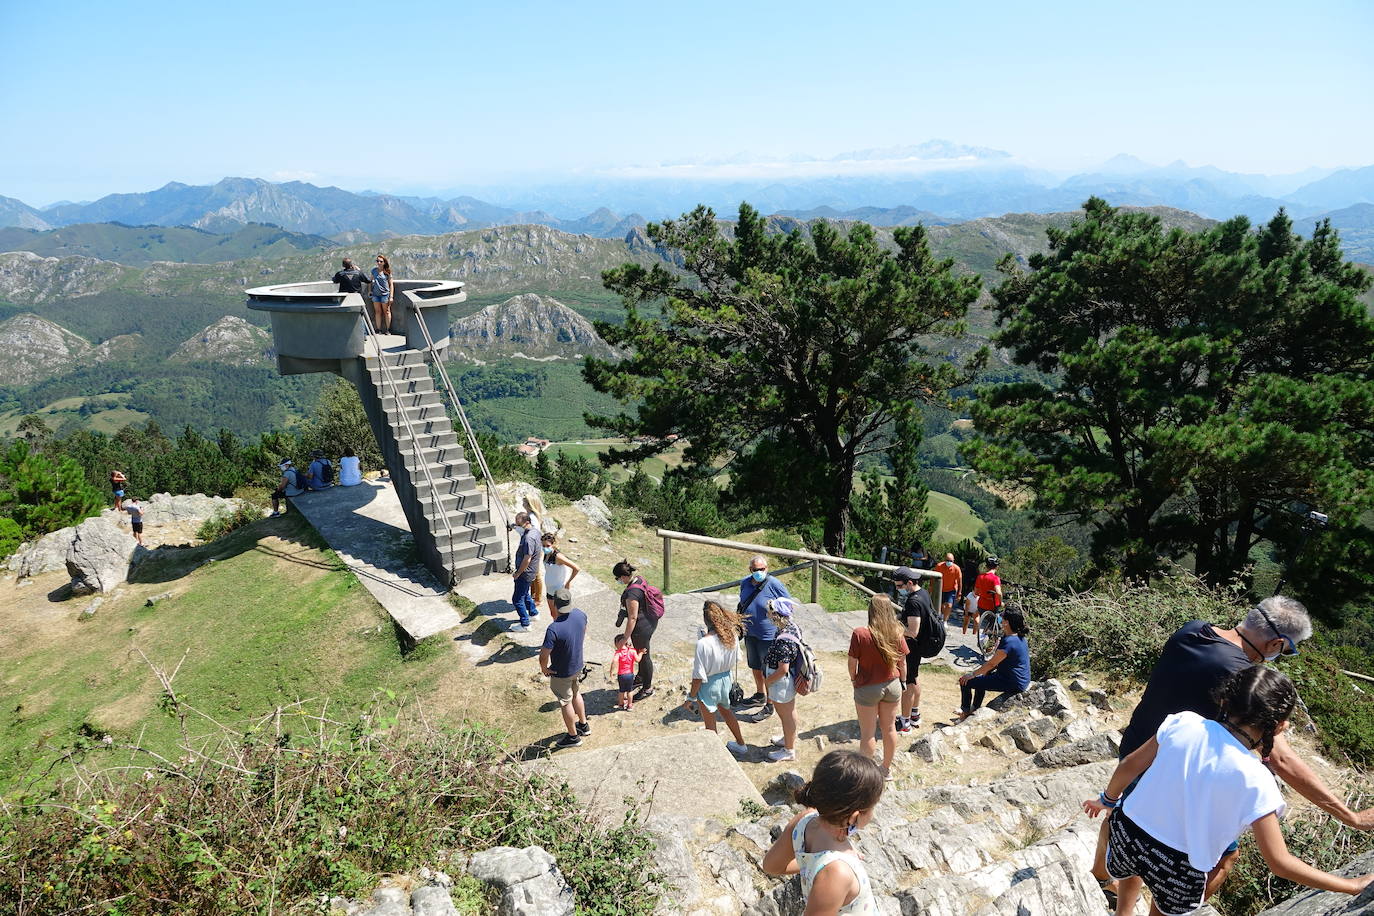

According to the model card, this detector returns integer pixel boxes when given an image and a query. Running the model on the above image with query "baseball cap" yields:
[553,588,573,607]
[890,566,918,582]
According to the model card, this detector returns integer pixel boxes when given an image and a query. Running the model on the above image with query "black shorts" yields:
[903,637,922,685]
[1107,808,1207,916]
[617,673,635,692]
[131,521,143,533]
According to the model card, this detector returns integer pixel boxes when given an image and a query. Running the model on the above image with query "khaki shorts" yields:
[550,675,580,706]
[853,678,902,707]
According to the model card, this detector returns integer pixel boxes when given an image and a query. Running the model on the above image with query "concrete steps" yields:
[352,346,506,586]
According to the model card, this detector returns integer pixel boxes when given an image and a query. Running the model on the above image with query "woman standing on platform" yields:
[370,254,394,334]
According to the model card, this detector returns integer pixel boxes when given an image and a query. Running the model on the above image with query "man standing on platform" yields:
[331,258,368,295]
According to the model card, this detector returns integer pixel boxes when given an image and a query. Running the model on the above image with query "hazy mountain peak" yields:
[170,315,273,366]
[448,293,617,363]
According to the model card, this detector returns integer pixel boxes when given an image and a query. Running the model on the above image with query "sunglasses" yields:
[1255,605,1300,657]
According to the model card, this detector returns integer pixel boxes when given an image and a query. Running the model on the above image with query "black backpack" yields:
[907,590,947,658]
[320,460,335,485]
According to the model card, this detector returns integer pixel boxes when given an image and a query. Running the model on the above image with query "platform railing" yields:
[411,309,513,571]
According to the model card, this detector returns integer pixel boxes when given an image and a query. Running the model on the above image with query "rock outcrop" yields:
[0,314,107,386]
[448,293,618,362]
[169,315,272,365]
[467,846,575,916]
[65,516,139,594]
[1254,850,1374,914]
[0,250,126,302]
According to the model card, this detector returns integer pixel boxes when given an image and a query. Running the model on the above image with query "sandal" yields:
[1097,877,1118,911]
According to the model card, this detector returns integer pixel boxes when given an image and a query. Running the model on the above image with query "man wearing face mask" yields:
[1093,596,1374,911]
[891,567,934,733]
[736,554,794,715]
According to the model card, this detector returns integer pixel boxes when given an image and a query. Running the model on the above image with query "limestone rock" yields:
[353,885,411,916]
[911,730,946,763]
[1029,732,1121,769]
[65,516,138,593]
[410,885,459,916]
[170,315,273,366]
[449,294,618,362]
[1088,688,1115,710]
[6,525,78,577]
[573,495,613,533]
[1046,716,1101,747]
[1000,716,1060,754]
[704,840,762,908]
[467,845,574,916]
[80,597,103,618]
[1254,849,1374,914]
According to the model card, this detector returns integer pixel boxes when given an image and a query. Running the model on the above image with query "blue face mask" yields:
[750,570,766,583]
[543,547,553,557]
[895,586,910,597]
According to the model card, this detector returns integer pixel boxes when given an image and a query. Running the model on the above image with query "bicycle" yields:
[976,609,1003,656]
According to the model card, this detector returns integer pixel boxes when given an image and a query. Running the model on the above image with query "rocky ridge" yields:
[170,315,273,365]
[447,293,617,362]
[0,313,140,386]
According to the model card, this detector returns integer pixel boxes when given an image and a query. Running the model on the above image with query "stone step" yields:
[385,415,455,439]
[371,374,436,397]
[391,428,459,452]
[378,390,443,411]
[393,442,469,469]
[364,351,427,370]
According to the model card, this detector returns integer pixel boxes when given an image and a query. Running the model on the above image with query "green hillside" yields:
[0,222,337,266]
[0,514,449,782]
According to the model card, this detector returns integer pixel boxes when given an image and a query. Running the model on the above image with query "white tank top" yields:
[791,813,876,914]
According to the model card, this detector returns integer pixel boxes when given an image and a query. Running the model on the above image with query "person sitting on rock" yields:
[683,600,749,757]
[956,607,1030,721]
[270,460,298,517]
[762,749,884,915]
[1084,666,1373,916]
[305,450,333,490]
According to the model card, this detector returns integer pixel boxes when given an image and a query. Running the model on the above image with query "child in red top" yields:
[612,634,644,710]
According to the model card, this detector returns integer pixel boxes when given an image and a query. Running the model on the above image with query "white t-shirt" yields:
[339,456,362,486]
[691,633,738,681]
[544,551,570,592]
[1123,711,1286,872]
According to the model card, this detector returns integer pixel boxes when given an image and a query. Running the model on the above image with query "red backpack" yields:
[634,576,666,619]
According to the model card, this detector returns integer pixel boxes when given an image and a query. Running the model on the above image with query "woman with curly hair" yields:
[848,594,908,779]
[1084,666,1373,915]
[370,254,394,334]
[683,600,748,757]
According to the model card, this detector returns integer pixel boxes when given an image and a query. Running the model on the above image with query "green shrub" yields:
[1283,650,1374,767]
[0,517,21,562]
[0,705,663,916]
[0,440,105,541]
[1022,574,1243,682]
[196,502,264,541]
[1211,789,1374,915]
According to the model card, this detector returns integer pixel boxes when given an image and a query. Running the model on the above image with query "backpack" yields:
[320,460,334,485]
[635,576,666,620]
[777,632,822,696]
[913,591,947,659]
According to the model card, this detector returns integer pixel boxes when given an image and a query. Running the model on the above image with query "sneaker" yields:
[738,692,765,707]
[767,747,796,762]
[758,703,774,718]
[725,741,747,757]
[910,710,922,725]
[575,721,590,736]
[529,610,540,619]
[632,687,655,702]
[510,623,529,632]
[770,734,787,747]
[895,717,913,734]
[556,733,582,748]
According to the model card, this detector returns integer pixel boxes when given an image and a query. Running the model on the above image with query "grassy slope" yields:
[0,514,444,784]
[927,490,985,544]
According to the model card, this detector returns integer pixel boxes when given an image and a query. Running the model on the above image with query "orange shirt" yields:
[936,560,962,593]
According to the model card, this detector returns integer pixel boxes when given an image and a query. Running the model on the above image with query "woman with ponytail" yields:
[847,595,908,779]
[956,607,1031,721]
[762,749,884,914]
[369,254,394,334]
[1084,666,1373,915]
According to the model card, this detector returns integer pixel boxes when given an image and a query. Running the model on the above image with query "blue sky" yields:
[3,0,1371,205]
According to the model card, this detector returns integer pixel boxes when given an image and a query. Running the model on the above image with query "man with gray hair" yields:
[1094,596,1374,910]
[508,511,540,631]
[735,553,794,716]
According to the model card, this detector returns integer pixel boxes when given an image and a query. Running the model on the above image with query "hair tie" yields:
[1098,792,1120,809]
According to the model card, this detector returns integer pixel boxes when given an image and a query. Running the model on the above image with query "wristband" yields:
[1098,792,1120,809]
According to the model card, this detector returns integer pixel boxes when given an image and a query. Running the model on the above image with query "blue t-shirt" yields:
[739,575,791,640]
[370,267,391,299]
[995,634,1032,692]
[514,526,541,581]
[542,608,587,678]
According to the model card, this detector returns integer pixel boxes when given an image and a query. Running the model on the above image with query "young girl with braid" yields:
[1084,666,1372,915]
[762,750,884,914]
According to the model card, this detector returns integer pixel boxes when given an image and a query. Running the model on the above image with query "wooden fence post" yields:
[663,535,672,593]
[810,559,820,603]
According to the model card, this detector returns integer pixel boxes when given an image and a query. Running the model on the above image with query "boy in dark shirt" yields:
[331,258,368,294]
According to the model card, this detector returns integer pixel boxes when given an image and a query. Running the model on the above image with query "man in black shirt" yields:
[331,258,368,295]
[892,566,934,732]
[1095,597,1374,912]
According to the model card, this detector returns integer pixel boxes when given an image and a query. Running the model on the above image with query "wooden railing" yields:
[657,529,942,604]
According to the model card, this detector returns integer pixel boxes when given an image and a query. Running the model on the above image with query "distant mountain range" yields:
[5,161,1372,256]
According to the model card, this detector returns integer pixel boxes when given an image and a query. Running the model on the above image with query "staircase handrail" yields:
[359,311,461,585]
[410,310,513,569]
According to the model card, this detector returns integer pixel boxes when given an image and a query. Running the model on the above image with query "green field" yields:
[461,359,625,442]
[926,490,986,544]
[0,393,152,438]
[0,515,445,783]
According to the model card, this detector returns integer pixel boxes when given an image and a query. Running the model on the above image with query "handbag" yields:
[729,623,746,707]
